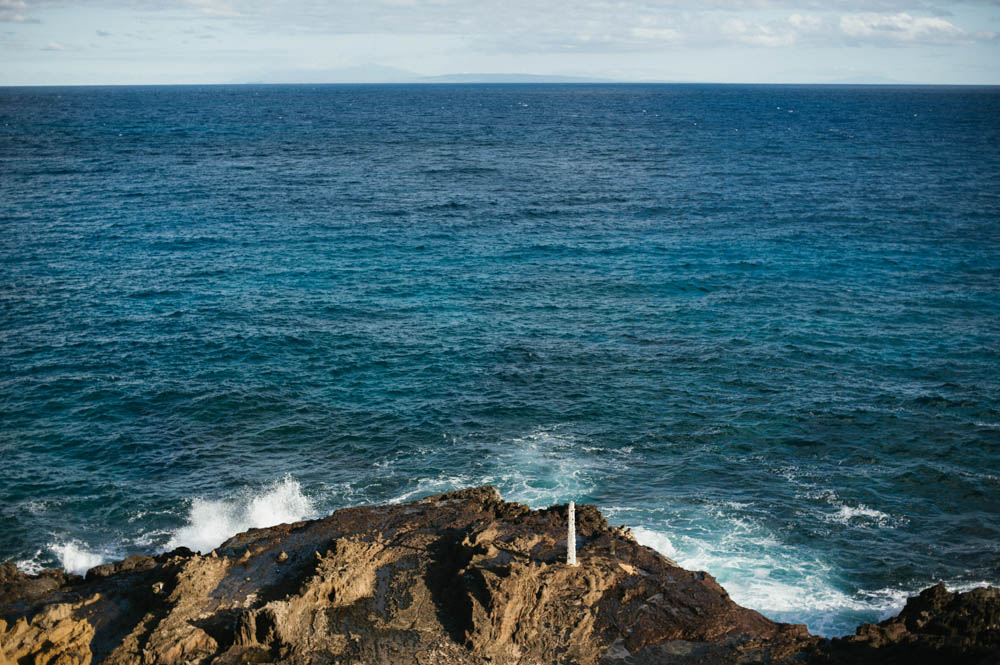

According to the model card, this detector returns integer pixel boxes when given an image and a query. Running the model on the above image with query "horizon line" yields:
[4,80,1000,88]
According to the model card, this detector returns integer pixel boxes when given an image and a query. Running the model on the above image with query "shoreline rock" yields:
[1,486,996,664]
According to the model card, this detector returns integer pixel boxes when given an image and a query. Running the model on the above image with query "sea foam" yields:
[383,428,606,508]
[631,524,863,635]
[165,476,314,554]
[495,429,603,506]
[631,522,992,637]
[827,504,893,527]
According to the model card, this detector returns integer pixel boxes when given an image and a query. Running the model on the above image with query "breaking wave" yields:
[165,475,315,554]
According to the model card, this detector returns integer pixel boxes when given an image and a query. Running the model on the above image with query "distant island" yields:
[237,65,620,84]
[420,73,617,83]
[233,65,913,85]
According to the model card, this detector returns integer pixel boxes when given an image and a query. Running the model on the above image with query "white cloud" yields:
[40,39,65,49]
[710,11,990,49]
[839,12,990,44]
[631,26,682,42]
[0,0,33,22]
[715,15,805,47]
[788,13,821,29]
[4,3,994,54]
[546,8,992,51]
[153,0,239,18]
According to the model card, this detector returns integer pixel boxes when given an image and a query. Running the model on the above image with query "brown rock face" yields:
[0,600,95,665]
[0,487,996,665]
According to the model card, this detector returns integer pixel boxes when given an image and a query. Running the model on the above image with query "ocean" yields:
[1,83,998,637]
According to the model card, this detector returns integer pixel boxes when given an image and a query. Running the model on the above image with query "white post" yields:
[567,501,577,566]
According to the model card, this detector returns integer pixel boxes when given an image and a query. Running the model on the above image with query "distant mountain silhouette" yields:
[420,73,615,83]
[237,66,617,84]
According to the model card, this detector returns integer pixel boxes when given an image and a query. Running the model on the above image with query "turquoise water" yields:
[1,84,998,636]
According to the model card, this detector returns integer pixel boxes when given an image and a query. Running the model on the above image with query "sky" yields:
[1,0,999,85]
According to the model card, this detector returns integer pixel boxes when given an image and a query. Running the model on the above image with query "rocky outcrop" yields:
[806,583,1000,665]
[0,599,95,665]
[1,487,996,664]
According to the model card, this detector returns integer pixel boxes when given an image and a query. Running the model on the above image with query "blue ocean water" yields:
[1,83,999,637]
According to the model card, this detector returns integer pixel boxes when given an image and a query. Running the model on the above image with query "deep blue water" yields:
[2,83,999,636]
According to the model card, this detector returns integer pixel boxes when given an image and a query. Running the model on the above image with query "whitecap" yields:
[805,488,902,528]
[25,499,59,514]
[827,504,893,527]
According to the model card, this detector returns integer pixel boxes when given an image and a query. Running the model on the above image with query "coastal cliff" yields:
[1,487,997,665]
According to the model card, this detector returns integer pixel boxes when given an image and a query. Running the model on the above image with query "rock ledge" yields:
[1,487,996,664]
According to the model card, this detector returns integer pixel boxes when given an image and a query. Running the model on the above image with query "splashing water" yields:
[166,476,315,554]
[50,542,109,576]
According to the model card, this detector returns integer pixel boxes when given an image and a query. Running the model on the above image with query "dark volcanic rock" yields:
[0,487,996,665]
[807,583,1000,665]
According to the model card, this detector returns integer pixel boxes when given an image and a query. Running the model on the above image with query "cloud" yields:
[0,0,35,22]
[182,0,241,18]
[40,39,65,50]
[721,17,800,47]
[705,11,989,49]
[471,6,995,54]
[97,28,112,36]
[13,0,1000,14]
[16,0,997,29]
[5,1,998,51]
[721,11,995,49]
[631,27,683,43]
[840,12,994,44]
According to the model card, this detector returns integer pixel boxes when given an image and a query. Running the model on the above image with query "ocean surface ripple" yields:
[2,83,999,636]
